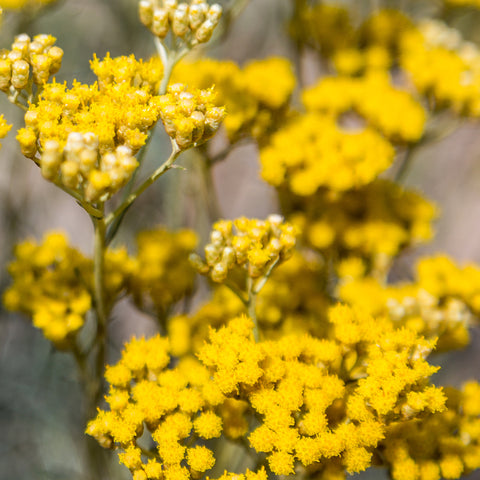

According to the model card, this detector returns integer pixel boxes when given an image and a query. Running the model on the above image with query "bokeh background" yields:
[0,0,479,478]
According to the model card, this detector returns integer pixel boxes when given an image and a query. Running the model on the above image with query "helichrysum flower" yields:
[302,72,426,143]
[260,112,395,195]
[400,19,480,116]
[3,231,135,348]
[0,33,63,92]
[3,231,91,348]
[190,215,297,283]
[17,54,164,203]
[139,0,222,46]
[158,83,225,149]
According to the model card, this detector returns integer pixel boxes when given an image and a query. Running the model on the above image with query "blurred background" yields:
[0,0,480,478]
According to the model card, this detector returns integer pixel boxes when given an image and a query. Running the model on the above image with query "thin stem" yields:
[105,140,181,227]
[155,37,190,95]
[92,213,107,408]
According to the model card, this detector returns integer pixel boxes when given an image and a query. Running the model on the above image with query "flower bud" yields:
[172,4,189,37]
[11,59,29,89]
[195,19,215,43]
[189,3,207,30]
[139,0,154,27]
[0,59,11,91]
[152,8,169,38]
[16,127,37,158]
[48,46,64,74]
[31,54,51,84]
[61,160,80,188]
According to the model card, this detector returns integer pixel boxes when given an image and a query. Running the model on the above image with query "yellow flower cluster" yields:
[197,309,445,476]
[173,57,295,142]
[302,72,426,143]
[400,19,480,115]
[190,215,297,283]
[90,53,164,94]
[288,180,436,277]
[86,335,224,480]
[3,231,135,347]
[260,113,395,196]
[139,0,222,45]
[338,253,480,352]
[158,83,225,150]
[3,231,91,348]
[17,54,164,203]
[0,34,63,92]
[130,227,198,317]
[382,381,480,480]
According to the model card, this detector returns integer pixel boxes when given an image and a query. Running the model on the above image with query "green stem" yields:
[105,140,181,227]
[92,213,107,408]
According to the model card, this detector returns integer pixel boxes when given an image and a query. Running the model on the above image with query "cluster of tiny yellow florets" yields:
[2,231,136,347]
[284,179,436,278]
[90,53,164,95]
[400,19,480,116]
[173,57,295,142]
[0,34,63,93]
[159,83,225,150]
[382,381,480,480]
[2,232,91,348]
[130,227,198,317]
[302,72,426,143]
[139,0,222,46]
[86,335,224,480]
[338,253,480,352]
[190,215,297,283]
[260,113,395,196]
[16,54,164,203]
[196,308,446,476]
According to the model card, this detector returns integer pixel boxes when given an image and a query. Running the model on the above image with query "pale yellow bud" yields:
[47,46,63,74]
[33,34,56,49]
[139,0,153,27]
[61,160,80,188]
[204,107,225,139]
[7,51,22,63]
[31,54,51,84]
[11,59,29,90]
[211,262,228,283]
[172,4,189,37]
[190,110,205,144]
[210,229,223,246]
[189,3,207,30]
[102,152,118,170]
[189,253,209,274]
[195,19,215,43]
[222,246,235,268]
[79,149,98,176]
[152,8,170,38]
[41,146,62,180]
[16,128,37,158]
[207,4,222,24]
[28,41,45,56]
[0,59,12,91]
[83,132,99,150]
[205,243,220,265]
[24,110,39,131]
